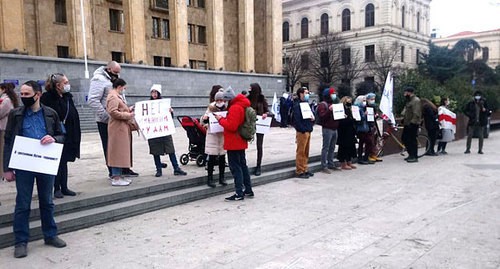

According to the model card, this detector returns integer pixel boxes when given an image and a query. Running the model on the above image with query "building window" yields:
[198,26,206,44]
[57,46,69,58]
[365,45,375,62]
[153,56,171,67]
[342,9,351,31]
[187,0,193,6]
[162,19,170,39]
[341,48,351,65]
[109,9,124,32]
[482,47,489,61]
[320,51,329,68]
[301,53,309,69]
[401,46,405,62]
[283,22,290,42]
[301,18,308,39]
[153,0,169,9]
[152,17,160,38]
[365,3,375,27]
[320,13,329,35]
[416,12,420,32]
[197,0,205,8]
[111,51,124,63]
[401,6,405,28]
[55,0,67,24]
[188,24,195,43]
[416,49,421,64]
[189,59,196,68]
[197,61,207,70]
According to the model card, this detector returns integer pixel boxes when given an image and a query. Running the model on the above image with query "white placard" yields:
[299,103,314,119]
[9,136,63,175]
[256,115,272,134]
[208,111,227,133]
[332,103,346,120]
[134,99,176,140]
[352,106,361,121]
[367,107,375,122]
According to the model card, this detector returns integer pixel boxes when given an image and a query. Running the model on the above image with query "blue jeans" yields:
[14,170,58,245]
[169,153,181,171]
[321,128,337,168]
[227,150,252,197]
[111,167,122,177]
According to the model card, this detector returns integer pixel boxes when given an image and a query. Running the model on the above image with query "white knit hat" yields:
[150,84,162,94]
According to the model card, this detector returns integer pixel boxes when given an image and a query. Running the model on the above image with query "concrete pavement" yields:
[0,128,499,268]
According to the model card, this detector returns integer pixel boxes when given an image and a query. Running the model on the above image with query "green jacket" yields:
[402,95,422,126]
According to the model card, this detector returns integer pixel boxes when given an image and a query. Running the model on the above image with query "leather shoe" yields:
[155,171,162,177]
[44,236,67,248]
[61,189,76,196]
[161,163,168,168]
[54,190,64,199]
[14,243,27,258]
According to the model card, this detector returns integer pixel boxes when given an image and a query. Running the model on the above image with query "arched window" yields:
[320,13,329,35]
[401,6,405,28]
[301,18,309,39]
[342,9,351,31]
[365,3,375,27]
[283,22,290,42]
[416,12,420,32]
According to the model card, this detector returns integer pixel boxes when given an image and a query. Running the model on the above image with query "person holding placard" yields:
[201,89,227,188]
[337,96,357,170]
[317,87,340,174]
[366,93,383,163]
[292,87,315,179]
[354,95,375,165]
[3,81,67,258]
[247,83,269,176]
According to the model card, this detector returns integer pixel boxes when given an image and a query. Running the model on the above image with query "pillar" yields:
[123,0,147,64]
[207,0,225,70]
[265,0,282,74]
[68,0,94,59]
[170,0,189,67]
[238,0,255,72]
[0,0,26,53]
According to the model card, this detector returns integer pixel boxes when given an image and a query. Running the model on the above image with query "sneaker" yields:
[14,243,27,258]
[122,169,139,177]
[225,194,244,201]
[321,168,332,174]
[243,191,255,198]
[44,236,66,248]
[296,173,309,179]
[406,158,418,163]
[111,178,130,186]
[54,190,64,199]
[122,177,133,183]
[306,171,314,177]
[464,150,471,154]
[174,169,187,176]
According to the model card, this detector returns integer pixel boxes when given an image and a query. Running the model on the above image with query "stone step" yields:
[0,156,321,249]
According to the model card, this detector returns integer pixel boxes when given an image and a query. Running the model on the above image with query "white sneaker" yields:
[111,179,130,186]
[122,177,132,183]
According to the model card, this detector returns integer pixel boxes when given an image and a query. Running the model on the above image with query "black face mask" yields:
[106,69,119,82]
[21,96,36,108]
[405,95,411,101]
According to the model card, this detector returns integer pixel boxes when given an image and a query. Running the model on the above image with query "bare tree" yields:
[283,49,306,93]
[308,33,344,86]
[367,41,401,89]
[337,47,365,86]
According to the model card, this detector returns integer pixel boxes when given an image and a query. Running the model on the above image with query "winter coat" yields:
[422,102,439,132]
[203,102,226,156]
[337,105,357,146]
[464,98,490,126]
[0,95,15,130]
[106,90,133,168]
[41,90,81,162]
[3,105,65,172]
[250,94,269,116]
[218,94,251,151]
[317,101,339,130]
[88,66,113,123]
[402,95,422,126]
[292,99,314,133]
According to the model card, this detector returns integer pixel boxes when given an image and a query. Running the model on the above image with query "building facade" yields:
[432,29,500,69]
[0,0,282,74]
[282,0,432,90]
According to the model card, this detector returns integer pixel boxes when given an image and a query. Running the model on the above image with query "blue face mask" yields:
[331,94,337,101]
[304,94,310,102]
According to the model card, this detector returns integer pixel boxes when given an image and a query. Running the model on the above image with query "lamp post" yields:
[80,0,89,79]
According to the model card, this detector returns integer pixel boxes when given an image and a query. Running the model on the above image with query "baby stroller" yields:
[177,116,207,167]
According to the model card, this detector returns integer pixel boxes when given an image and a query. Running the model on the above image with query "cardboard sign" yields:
[300,103,314,119]
[367,107,375,122]
[208,111,227,133]
[256,115,272,134]
[332,103,346,120]
[134,99,176,140]
[352,106,361,121]
[9,136,63,175]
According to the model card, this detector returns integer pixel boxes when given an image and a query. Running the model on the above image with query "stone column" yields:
[207,0,225,70]
[170,0,189,68]
[0,0,26,53]
[238,0,255,72]
[68,0,94,59]
[265,0,282,74]
[123,0,147,64]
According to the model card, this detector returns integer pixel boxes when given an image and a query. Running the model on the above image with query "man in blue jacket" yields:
[292,87,315,178]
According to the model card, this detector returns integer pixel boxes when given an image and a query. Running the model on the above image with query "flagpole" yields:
[80,0,89,79]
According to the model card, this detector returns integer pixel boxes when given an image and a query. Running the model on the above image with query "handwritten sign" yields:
[256,115,272,134]
[134,99,176,140]
[9,136,63,175]
[208,111,227,133]
[352,106,361,121]
[367,107,375,122]
[300,103,313,119]
[332,103,346,120]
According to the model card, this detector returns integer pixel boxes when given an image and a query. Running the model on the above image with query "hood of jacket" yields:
[229,94,251,109]
[93,66,112,81]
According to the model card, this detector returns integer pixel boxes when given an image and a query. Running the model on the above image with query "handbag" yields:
[60,99,70,135]
[128,118,139,131]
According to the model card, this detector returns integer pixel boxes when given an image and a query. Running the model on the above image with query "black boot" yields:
[254,166,261,176]
[155,169,162,177]
[154,155,163,177]
[207,175,216,188]
[218,155,227,186]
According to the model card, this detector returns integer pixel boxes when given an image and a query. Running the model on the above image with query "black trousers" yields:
[97,122,112,176]
[402,124,419,158]
[54,161,68,192]
[256,133,264,167]
[207,155,226,179]
[427,128,438,153]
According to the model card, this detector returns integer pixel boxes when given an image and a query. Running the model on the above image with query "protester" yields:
[41,73,81,198]
[147,84,187,177]
[337,96,357,170]
[365,93,383,162]
[215,88,253,201]
[88,61,138,178]
[401,86,422,163]
[437,97,456,154]
[247,83,269,176]
[421,98,439,156]
[317,87,340,174]
[279,92,292,128]
[0,83,19,180]
[354,95,374,165]
[209,85,223,103]
[3,81,67,258]
[292,87,315,178]
[464,90,490,154]
[202,89,227,187]
[106,78,135,186]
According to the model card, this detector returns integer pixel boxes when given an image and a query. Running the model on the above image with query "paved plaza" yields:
[0,127,499,268]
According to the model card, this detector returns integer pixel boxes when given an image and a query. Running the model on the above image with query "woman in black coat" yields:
[41,73,81,198]
[248,83,269,176]
[421,98,439,156]
[337,96,357,169]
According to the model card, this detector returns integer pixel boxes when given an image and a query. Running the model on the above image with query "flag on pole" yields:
[271,92,281,123]
[379,71,396,125]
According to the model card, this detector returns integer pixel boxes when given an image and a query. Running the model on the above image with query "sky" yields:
[430,0,500,38]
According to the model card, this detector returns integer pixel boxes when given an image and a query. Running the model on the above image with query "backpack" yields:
[238,107,257,141]
[314,101,328,126]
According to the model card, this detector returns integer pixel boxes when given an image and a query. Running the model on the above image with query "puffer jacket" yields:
[204,102,226,155]
[87,66,112,123]
[218,94,251,151]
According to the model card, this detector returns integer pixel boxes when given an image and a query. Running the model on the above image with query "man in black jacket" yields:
[4,81,67,258]
[464,90,490,154]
